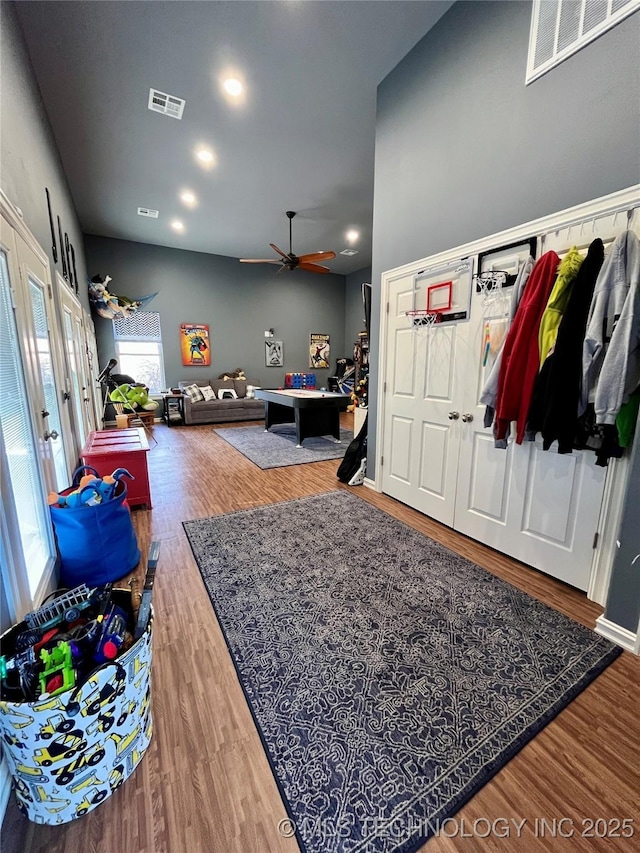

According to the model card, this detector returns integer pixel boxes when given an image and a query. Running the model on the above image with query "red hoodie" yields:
[495,251,560,444]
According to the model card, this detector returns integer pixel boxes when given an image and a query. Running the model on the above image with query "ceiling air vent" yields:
[340,249,359,256]
[148,88,186,120]
[137,207,159,218]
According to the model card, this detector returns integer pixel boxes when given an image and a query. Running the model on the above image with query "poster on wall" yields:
[180,323,211,366]
[309,333,330,369]
[265,340,284,367]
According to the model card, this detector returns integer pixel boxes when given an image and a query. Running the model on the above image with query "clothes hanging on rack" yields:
[537,246,583,368]
[494,251,560,445]
[526,239,605,453]
[480,255,534,439]
[582,229,640,426]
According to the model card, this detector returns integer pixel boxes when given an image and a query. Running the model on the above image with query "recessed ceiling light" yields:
[223,78,243,97]
[180,191,197,207]
[171,220,184,232]
[196,148,214,164]
[346,229,360,243]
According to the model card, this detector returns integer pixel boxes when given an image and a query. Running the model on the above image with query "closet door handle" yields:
[461,413,474,423]
[448,411,459,420]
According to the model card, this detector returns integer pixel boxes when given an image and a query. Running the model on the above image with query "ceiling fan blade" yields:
[298,262,331,274]
[269,243,290,260]
[298,251,336,263]
[239,258,282,264]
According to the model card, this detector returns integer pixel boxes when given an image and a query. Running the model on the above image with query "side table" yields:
[162,393,185,426]
[82,427,152,509]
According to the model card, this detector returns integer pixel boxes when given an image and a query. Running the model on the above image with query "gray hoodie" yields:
[582,229,640,425]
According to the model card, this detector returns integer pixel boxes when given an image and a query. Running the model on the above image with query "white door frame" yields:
[376,184,640,605]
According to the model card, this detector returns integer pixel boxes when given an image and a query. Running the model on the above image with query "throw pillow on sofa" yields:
[184,383,205,403]
[217,388,238,400]
[200,385,216,401]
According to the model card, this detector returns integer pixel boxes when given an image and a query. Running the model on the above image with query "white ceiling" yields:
[15,1,453,275]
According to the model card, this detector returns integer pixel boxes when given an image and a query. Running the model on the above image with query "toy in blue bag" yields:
[48,468,134,508]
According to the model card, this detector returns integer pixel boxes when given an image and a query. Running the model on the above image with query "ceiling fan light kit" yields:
[240,211,336,274]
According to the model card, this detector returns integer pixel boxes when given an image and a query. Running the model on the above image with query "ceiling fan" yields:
[240,211,336,274]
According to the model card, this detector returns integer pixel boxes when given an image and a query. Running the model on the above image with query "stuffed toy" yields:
[110,383,159,412]
[48,468,133,508]
[217,368,246,381]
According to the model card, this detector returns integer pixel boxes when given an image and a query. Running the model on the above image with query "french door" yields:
[58,278,95,444]
[0,216,58,605]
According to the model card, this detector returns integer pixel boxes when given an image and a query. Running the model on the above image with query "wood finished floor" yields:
[17,418,640,852]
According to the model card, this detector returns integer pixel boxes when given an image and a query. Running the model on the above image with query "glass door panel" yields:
[62,306,87,445]
[29,277,68,488]
[0,249,56,597]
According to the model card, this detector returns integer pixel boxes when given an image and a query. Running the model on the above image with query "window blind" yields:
[113,311,162,341]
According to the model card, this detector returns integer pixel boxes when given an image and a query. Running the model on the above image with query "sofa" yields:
[178,377,264,425]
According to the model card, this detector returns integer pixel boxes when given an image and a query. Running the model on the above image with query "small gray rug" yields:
[213,425,353,468]
[184,491,621,853]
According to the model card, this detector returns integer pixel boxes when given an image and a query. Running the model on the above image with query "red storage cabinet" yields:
[82,428,152,509]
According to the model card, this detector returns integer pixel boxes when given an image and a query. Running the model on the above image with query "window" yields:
[113,311,165,393]
[526,0,640,84]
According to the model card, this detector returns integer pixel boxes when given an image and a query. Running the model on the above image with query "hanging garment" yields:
[526,239,605,453]
[480,255,534,435]
[494,251,560,445]
[538,246,583,368]
[582,230,640,421]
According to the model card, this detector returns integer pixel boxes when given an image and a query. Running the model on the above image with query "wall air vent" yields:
[137,207,159,218]
[340,249,359,256]
[148,88,186,120]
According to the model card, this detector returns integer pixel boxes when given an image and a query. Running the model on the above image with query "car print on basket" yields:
[38,713,76,740]
[33,731,88,767]
[74,787,108,817]
[52,743,106,786]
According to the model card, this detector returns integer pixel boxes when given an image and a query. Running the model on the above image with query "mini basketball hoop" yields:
[405,309,443,328]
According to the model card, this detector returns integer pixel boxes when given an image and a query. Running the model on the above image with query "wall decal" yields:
[45,188,58,263]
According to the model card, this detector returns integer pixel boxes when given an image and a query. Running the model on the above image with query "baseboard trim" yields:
[595,615,638,653]
[363,477,376,490]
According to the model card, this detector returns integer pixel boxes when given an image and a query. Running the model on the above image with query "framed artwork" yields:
[265,340,284,367]
[180,323,211,366]
[309,333,330,369]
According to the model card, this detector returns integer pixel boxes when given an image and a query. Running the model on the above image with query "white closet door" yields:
[381,273,467,527]
[453,279,607,591]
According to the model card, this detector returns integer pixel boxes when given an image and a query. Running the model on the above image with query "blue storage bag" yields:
[50,466,141,586]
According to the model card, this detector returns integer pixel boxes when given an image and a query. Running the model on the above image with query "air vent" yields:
[340,249,359,256]
[148,88,186,120]
[137,207,159,218]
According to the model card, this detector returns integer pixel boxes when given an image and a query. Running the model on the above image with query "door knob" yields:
[462,413,474,423]
[448,411,460,420]
[44,430,59,441]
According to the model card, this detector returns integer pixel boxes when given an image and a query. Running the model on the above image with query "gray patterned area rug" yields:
[183,491,621,853]
[213,425,353,468]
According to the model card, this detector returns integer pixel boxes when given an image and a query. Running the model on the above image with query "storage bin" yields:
[49,466,141,586]
[0,591,153,824]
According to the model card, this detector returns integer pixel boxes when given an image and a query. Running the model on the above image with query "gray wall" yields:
[84,235,347,389]
[604,411,640,633]
[345,266,372,352]
[1,2,88,310]
[369,0,640,478]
